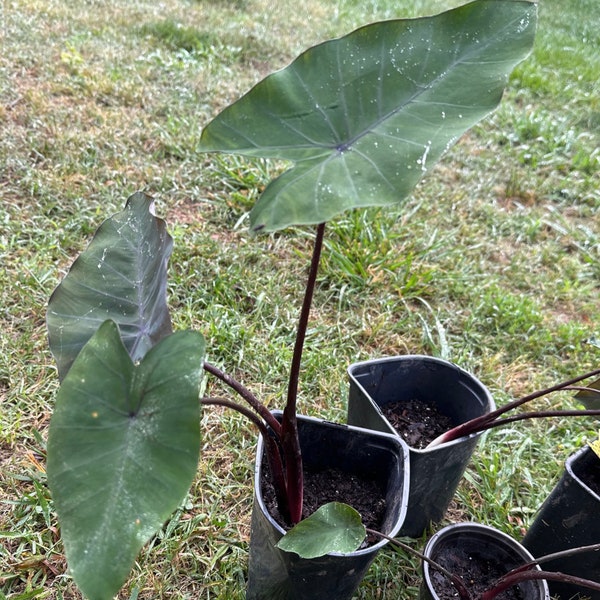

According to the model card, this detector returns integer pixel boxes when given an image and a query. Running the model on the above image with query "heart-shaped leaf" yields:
[200,0,537,232]
[47,320,205,600]
[47,192,173,380]
[276,502,366,558]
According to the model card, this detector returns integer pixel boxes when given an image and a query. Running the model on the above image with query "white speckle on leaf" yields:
[417,141,432,172]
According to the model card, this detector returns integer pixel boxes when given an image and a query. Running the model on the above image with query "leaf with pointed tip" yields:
[576,377,600,410]
[47,320,205,600]
[276,502,366,558]
[200,0,537,232]
[47,192,173,380]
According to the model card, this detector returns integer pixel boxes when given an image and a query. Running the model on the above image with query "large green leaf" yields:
[276,502,366,558]
[47,192,173,380]
[47,320,205,600]
[199,0,537,232]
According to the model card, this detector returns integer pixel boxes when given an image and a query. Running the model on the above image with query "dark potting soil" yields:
[261,463,387,548]
[381,398,455,449]
[430,546,528,600]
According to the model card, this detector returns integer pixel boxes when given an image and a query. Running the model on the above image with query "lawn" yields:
[1,0,598,598]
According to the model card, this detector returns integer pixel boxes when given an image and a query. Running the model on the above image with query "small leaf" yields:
[47,192,173,380]
[575,377,600,410]
[276,502,366,559]
[47,320,205,600]
[200,0,537,232]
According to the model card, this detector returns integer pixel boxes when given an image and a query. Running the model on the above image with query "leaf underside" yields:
[576,377,600,410]
[47,192,173,380]
[200,0,537,232]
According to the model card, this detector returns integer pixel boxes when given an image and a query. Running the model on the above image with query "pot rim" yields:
[253,411,410,557]
[347,354,495,454]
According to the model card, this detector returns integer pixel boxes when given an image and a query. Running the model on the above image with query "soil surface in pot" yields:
[431,546,529,600]
[381,399,454,449]
[261,465,386,547]
[581,455,600,496]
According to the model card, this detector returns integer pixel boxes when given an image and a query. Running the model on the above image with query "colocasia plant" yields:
[46,1,539,598]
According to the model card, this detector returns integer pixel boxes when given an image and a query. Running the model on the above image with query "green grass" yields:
[1,0,599,598]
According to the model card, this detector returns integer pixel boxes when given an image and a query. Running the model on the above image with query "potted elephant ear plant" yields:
[45,1,537,599]
[349,358,600,538]
[347,355,496,537]
[199,0,536,595]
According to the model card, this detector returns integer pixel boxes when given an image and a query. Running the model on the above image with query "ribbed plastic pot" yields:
[347,355,494,538]
[246,412,410,600]
[420,522,550,600]
[523,445,600,600]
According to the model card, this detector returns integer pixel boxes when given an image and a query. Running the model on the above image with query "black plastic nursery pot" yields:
[523,445,600,600]
[420,522,550,600]
[347,355,494,538]
[245,412,410,600]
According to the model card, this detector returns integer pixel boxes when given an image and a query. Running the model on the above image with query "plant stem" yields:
[501,542,600,577]
[453,408,600,436]
[203,361,281,435]
[263,432,289,522]
[482,570,600,600]
[281,222,326,524]
[285,222,326,415]
[204,222,328,526]
[566,386,600,395]
[427,367,600,448]
[200,396,290,521]
[200,396,271,439]
[482,545,600,599]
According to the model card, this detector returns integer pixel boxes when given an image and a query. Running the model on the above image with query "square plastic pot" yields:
[420,522,549,600]
[246,412,410,600]
[523,445,600,600]
[347,355,494,538]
